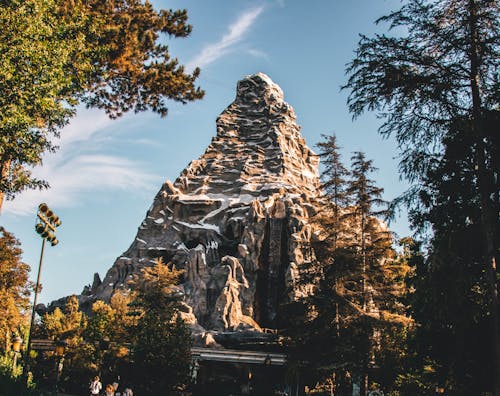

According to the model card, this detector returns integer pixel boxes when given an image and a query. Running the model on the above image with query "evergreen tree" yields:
[342,152,393,395]
[0,0,204,210]
[316,133,350,250]
[304,133,351,394]
[286,148,410,396]
[403,122,496,394]
[390,238,438,395]
[344,0,499,392]
[345,152,391,306]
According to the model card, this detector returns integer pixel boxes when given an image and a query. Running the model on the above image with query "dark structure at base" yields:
[190,347,299,396]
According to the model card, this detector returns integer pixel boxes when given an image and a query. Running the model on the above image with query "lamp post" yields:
[24,203,61,381]
[12,336,23,371]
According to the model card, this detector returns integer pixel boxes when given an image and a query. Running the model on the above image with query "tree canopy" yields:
[129,258,192,395]
[0,0,204,210]
[26,258,191,395]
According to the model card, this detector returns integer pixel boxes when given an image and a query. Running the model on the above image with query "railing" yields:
[191,347,286,365]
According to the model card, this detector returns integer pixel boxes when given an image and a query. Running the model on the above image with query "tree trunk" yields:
[468,1,500,393]
[334,302,340,396]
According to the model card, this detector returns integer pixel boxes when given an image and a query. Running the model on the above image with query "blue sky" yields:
[2,0,410,304]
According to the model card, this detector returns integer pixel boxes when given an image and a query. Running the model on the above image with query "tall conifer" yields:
[287,146,409,395]
[344,1,499,391]
[316,133,350,250]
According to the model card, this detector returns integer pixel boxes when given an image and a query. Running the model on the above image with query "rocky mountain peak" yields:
[82,73,323,347]
[176,73,319,198]
[234,72,285,108]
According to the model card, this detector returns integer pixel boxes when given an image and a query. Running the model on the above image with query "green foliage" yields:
[33,295,90,393]
[316,134,350,207]
[41,295,86,341]
[0,0,93,207]
[0,0,204,208]
[0,356,38,396]
[344,0,498,180]
[82,0,204,118]
[33,293,138,394]
[316,134,350,251]
[83,293,136,385]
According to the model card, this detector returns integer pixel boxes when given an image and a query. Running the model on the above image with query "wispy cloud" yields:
[186,6,265,72]
[4,109,159,216]
[247,48,270,61]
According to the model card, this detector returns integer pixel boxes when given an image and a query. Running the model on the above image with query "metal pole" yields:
[24,237,46,380]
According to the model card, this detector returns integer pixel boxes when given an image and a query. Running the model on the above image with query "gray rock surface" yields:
[86,73,323,342]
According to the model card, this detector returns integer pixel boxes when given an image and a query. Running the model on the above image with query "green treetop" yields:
[0,0,204,211]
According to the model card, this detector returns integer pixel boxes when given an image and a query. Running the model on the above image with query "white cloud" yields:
[127,138,161,147]
[186,6,265,72]
[247,48,270,61]
[57,110,112,146]
[4,109,159,216]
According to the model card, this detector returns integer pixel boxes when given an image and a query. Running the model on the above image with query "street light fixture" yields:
[24,203,62,380]
[35,203,61,246]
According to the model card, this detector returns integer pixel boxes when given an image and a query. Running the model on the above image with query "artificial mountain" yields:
[79,73,324,345]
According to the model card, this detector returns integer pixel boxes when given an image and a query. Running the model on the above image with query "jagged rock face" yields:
[91,73,321,334]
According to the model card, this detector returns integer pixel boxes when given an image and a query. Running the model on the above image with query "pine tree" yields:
[342,152,392,395]
[403,121,496,393]
[309,133,351,394]
[286,148,409,395]
[344,0,499,391]
[316,134,350,250]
